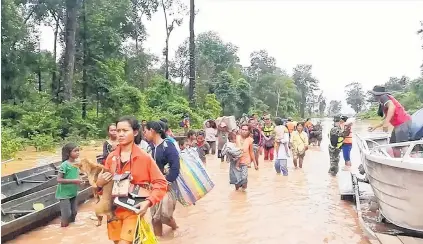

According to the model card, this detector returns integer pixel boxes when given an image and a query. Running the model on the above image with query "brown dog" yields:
[73,158,115,226]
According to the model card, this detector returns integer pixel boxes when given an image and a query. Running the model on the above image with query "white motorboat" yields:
[356,132,423,232]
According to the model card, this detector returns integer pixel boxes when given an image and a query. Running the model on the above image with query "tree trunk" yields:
[51,14,59,97]
[62,0,79,101]
[188,0,195,107]
[38,39,42,92]
[132,0,139,52]
[161,0,170,80]
[81,0,88,119]
[96,90,100,118]
[165,36,170,80]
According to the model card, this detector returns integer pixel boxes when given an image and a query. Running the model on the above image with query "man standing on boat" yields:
[368,85,412,157]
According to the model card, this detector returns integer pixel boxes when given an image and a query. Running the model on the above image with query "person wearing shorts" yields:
[389,119,412,143]
[368,86,412,157]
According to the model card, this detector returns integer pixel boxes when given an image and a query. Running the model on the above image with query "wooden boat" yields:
[1,162,62,203]
[356,132,423,232]
[1,184,92,242]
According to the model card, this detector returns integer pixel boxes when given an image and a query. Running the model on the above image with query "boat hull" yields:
[1,162,61,203]
[1,184,92,242]
[357,134,423,232]
[364,156,423,232]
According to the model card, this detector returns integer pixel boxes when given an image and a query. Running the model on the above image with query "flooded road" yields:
[6,119,383,244]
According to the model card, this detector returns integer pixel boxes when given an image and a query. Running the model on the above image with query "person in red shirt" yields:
[368,86,412,156]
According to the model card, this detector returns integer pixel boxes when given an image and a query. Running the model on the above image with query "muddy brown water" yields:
[4,119,384,244]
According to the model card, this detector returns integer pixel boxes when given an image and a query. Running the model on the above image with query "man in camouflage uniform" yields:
[328,115,347,176]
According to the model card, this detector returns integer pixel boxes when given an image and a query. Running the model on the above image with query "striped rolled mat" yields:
[171,149,214,206]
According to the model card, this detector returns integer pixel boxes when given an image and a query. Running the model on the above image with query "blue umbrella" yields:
[411,108,423,140]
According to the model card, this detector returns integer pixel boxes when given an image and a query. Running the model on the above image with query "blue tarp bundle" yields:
[411,108,423,140]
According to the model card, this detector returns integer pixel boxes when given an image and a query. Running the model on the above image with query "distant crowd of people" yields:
[52,84,422,244]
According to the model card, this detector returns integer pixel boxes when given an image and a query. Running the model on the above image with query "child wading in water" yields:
[56,143,84,227]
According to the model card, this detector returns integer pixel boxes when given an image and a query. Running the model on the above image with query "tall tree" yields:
[170,39,189,85]
[328,100,342,116]
[345,82,365,113]
[213,71,238,115]
[188,0,195,106]
[62,0,79,101]
[383,76,410,92]
[317,92,326,116]
[292,64,319,118]
[81,0,88,118]
[160,0,186,80]
[130,0,158,52]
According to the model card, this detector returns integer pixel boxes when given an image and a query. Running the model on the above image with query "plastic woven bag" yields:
[133,215,158,244]
[169,149,214,206]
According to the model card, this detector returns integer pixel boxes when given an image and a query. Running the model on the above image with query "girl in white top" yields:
[204,120,218,155]
[275,130,290,176]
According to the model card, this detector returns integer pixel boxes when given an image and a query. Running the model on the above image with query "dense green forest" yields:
[1,0,422,160]
[1,0,328,159]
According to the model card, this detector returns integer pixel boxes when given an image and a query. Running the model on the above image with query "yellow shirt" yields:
[290,130,309,153]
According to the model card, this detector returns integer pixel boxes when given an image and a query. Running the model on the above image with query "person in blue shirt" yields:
[144,120,180,236]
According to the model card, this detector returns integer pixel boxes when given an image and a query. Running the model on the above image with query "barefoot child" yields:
[56,143,84,227]
[274,117,290,159]
[222,132,244,170]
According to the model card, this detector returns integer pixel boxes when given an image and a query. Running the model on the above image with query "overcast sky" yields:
[40,0,423,113]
